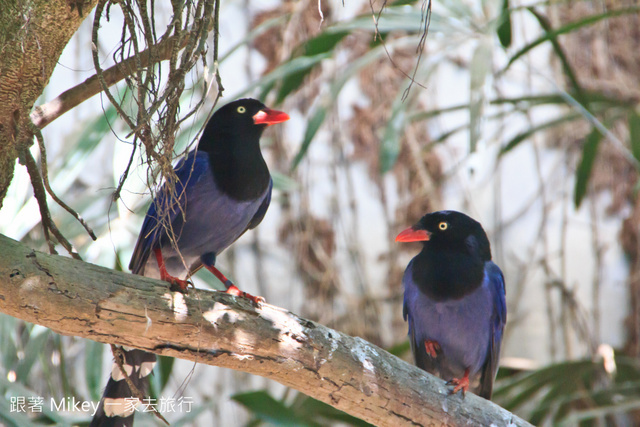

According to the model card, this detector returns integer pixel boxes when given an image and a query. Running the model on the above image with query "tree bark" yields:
[0,0,98,207]
[0,234,531,427]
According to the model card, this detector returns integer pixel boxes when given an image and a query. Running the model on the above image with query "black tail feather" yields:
[90,348,156,427]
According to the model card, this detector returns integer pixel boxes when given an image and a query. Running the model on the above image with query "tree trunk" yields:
[0,0,97,207]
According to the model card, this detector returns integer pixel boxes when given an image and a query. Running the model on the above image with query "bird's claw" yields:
[424,340,440,358]
[446,369,470,397]
[225,285,265,306]
[169,278,192,293]
[160,272,192,293]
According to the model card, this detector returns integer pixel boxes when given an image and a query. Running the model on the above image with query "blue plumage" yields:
[91,98,288,427]
[129,150,272,281]
[397,210,506,399]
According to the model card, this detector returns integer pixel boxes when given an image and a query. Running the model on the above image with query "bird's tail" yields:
[90,348,156,427]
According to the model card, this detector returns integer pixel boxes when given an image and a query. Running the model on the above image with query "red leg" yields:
[446,368,471,396]
[424,340,440,358]
[154,248,191,292]
[203,264,265,305]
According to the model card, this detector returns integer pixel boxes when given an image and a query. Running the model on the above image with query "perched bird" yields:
[91,98,289,426]
[396,210,506,399]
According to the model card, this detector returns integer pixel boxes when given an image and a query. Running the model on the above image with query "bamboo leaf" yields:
[526,8,583,100]
[288,45,387,171]
[276,31,350,103]
[219,15,288,63]
[497,0,512,48]
[500,112,582,155]
[469,39,492,152]
[559,400,640,427]
[574,128,602,208]
[271,170,299,192]
[387,340,411,357]
[16,326,50,383]
[291,107,327,172]
[504,6,640,72]
[628,111,640,162]
[232,390,315,426]
[380,105,407,173]
[157,355,175,392]
[243,53,333,97]
[297,397,373,426]
[84,340,105,402]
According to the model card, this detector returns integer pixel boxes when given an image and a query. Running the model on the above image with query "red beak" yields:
[253,108,290,126]
[395,227,431,242]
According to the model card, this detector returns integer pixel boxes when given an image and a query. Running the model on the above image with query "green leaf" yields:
[559,400,640,427]
[494,356,640,424]
[1,314,19,375]
[0,374,72,425]
[469,39,493,152]
[496,0,511,48]
[500,112,582,155]
[147,356,174,400]
[504,6,640,72]
[169,400,213,426]
[380,105,407,173]
[386,340,410,357]
[156,355,175,392]
[84,340,105,402]
[628,111,640,162]
[574,128,602,208]
[287,44,386,171]
[526,8,582,100]
[244,53,332,97]
[291,107,327,172]
[232,390,315,426]
[16,326,51,383]
[297,397,372,426]
[219,15,288,63]
[271,171,299,192]
[276,31,350,103]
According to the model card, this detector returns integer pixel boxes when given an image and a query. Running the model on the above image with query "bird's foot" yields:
[424,340,440,358]
[163,275,192,293]
[446,368,470,397]
[155,248,192,292]
[204,264,265,305]
[225,284,265,306]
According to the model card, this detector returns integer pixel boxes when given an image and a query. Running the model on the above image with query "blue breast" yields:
[130,151,271,280]
[403,259,505,394]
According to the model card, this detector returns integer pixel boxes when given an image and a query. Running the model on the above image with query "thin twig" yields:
[19,147,81,260]
[368,0,429,99]
[29,122,97,240]
[112,141,138,202]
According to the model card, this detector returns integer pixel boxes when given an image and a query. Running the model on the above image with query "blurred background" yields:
[1,0,639,425]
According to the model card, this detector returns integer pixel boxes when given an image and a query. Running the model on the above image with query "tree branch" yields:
[30,32,187,129]
[0,234,531,427]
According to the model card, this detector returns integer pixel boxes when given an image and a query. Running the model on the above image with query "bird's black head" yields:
[199,98,289,153]
[199,98,289,200]
[396,210,492,300]
[396,210,492,261]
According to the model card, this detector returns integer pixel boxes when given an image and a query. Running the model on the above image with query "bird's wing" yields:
[402,259,439,373]
[186,178,272,277]
[245,178,272,231]
[128,151,209,275]
[478,261,507,398]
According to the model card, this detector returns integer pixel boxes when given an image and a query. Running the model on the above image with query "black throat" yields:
[203,126,271,201]
[411,247,485,301]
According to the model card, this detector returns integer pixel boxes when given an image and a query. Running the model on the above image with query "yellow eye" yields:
[237,106,246,114]
[438,222,448,231]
